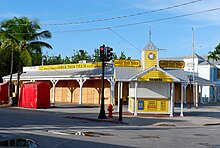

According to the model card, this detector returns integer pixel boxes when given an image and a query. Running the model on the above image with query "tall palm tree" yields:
[0,39,17,99]
[0,17,52,105]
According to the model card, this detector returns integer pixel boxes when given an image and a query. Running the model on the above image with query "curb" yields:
[64,116,129,125]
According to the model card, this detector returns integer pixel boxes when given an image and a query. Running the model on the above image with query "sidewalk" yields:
[44,103,220,127]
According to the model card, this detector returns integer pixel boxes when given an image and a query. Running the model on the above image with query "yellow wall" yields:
[138,69,174,82]
[137,99,169,113]
[142,50,158,69]
[128,98,169,113]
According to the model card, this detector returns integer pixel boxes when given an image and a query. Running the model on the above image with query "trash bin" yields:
[11,92,18,106]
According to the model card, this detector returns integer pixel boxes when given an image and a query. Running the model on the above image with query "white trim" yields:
[134,82,138,116]
[117,82,120,112]
[170,83,174,117]
[50,79,59,106]
[130,66,180,82]
[76,77,87,104]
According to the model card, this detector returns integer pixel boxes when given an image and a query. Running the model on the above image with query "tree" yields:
[0,16,52,105]
[119,52,126,60]
[92,48,101,62]
[71,49,91,63]
[208,50,219,64]
[63,56,70,64]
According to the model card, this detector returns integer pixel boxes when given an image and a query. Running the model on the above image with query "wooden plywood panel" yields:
[94,80,102,104]
[174,83,181,102]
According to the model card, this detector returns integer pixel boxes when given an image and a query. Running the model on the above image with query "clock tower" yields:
[142,40,158,70]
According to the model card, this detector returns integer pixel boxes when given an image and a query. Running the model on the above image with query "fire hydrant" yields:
[107,104,114,118]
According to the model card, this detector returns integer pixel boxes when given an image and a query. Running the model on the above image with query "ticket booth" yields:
[128,66,179,114]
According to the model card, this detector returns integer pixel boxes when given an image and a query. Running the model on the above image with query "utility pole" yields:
[192,27,196,107]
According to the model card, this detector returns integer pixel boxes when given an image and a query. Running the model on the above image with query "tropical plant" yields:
[208,50,219,64]
[71,49,91,63]
[119,52,126,60]
[92,48,101,62]
[0,16,52,105]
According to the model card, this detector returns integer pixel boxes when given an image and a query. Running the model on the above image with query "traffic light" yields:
[106,47,113,61]
[99,45,105,60]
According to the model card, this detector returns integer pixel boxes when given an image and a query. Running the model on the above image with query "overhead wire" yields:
[51,7,220,33]
[1,7,220,35]
[42,0,202,26]
[2,0,202,27]
[108,28,141,53]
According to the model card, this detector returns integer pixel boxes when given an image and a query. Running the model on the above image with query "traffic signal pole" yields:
[98,45,107,119]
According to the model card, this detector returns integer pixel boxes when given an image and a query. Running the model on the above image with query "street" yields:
[0,104,220,148]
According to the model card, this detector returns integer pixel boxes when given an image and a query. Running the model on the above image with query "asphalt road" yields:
[0,104,220,148]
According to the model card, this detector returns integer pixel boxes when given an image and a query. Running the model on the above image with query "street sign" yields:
[114,59,140,67]
[159,60,185,68]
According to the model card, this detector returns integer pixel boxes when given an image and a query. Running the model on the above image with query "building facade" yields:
[2,40,217,116]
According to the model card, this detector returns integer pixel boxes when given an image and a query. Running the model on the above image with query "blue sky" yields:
[1,0,220,60]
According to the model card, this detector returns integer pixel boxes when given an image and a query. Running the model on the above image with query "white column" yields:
[77,77,86,104]
[184,84,187,106]
[195,82,199,108]
[117,81,123,112]
[108,77,115,105]
[134,81,138,116]
[180,83,184,117]
[170,83,174,117]
[117,82,120,112]
[51,79,58,106]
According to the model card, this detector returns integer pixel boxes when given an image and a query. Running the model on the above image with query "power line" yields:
[2,7,220,35]
[2,0,202,27]
[42,6,135,24]
[52,7,220,33]
[42,0,202,26]
[108,28,141,53]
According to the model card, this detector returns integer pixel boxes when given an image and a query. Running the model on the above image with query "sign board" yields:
[138,100,144,110]
[114,60,140,67]
[136,99,169,113]
[159,60,185,68]
[38,63,102,70]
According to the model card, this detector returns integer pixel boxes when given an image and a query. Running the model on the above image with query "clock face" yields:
[148,53,155,60]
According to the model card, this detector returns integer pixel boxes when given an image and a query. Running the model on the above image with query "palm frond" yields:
[28,41,52,50]
[20,48,32,66]
[31,30,52,40]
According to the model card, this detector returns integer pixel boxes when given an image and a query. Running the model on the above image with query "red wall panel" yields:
[19,82,50,109]
[0,83,8,104]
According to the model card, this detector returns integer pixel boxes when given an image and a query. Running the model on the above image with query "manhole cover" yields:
[0,138,37,147]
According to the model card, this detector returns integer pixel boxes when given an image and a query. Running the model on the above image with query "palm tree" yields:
[0,39,17,99]
[208,50,219,64]
[0,17,52,105]
[208,50,219,102]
